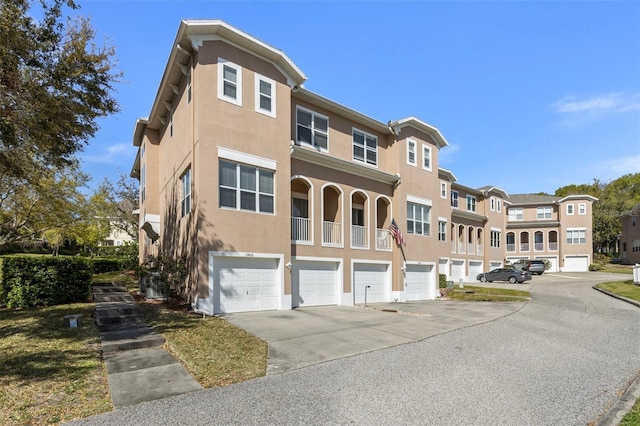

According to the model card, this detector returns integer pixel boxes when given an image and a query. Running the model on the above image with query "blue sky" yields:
[76,1,640,195]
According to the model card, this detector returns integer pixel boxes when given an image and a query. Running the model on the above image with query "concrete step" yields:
[93,285,128,294]
[94,293,135,303]
[95,302,143,317]
[100,326,165,353]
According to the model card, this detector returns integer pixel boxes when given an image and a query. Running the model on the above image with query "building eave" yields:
[389,117,449,149]
[451,208,488,222]
[506,221,561,229]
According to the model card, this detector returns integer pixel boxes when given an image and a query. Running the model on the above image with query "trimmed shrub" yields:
[589,263,602,271]
[0,256,93,308]
[439,273,447,288]
[91,258,121,275]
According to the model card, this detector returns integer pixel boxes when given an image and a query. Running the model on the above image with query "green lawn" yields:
[445,285,530,302]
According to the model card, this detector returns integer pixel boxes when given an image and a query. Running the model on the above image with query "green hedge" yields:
[439,273,447,288]
[91,258,122,275]
[0,257,93,308]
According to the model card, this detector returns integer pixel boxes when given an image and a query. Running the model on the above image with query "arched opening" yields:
[468,226,475,254]
[458,224,466,254]
[506,232,516,252]
[322,185,342,246]
[375,197,391,250]
[477,228,483,255]
[291,178,312,242]
[548,230,558,251]
[520,231,530,252]
[534,231,544,251]
[351,191,368,248]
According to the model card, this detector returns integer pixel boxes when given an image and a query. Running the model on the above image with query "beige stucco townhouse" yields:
[131,20,596,315]
[620,203,640,265]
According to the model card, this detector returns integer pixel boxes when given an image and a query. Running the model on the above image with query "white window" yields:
[169,112,173,138]
[566,204,574,215]
[466,195,476,212]
[578,203,586,215]
[451,190,459,208]
[497,199,502,213]
[490,198,495,212]
[219,160,274,214]
[186,67,192,105]
[407,202,430,236]
[296,107,328,151]
[422,144,432,171]
[566,228,586,244]
[181,168,191,218]
[218,58,242,106]
[255,74,276,117]
[438,220,446,241]
[352,129,377,166]
[490,231,501,248]
[509,208,523,221]
[440,182,447,199]
[537,206,552,220]
[407,139,416,166]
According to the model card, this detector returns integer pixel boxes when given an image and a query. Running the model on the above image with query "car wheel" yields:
[488,280,493,283]
[480,276,487,282]
[508,276,517,284]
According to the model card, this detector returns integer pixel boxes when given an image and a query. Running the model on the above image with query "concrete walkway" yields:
[92,283,202,408]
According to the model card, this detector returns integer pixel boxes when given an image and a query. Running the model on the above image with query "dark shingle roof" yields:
[508,194,560,205]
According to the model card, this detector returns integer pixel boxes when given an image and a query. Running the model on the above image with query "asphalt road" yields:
[70,272,640,425]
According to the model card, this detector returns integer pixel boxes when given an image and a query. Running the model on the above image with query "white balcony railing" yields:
[458,240,466,254]
[477,245,483,256]
[506,244,516,252]
[468,243,474,255]
[291,217,311,243]
[376,228,392,251]
[534,242,544,251]
[323,221,342,246]
[351,225,368,248]
[549,242,558,251]
[520,243,530,252]
[451,240,456,253]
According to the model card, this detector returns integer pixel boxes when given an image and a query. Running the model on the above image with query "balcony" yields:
[520,243,530,252]
[468,243,474,255]
[323,221,342,246]
[477,245,483,256]
[351,225,368,248]
[506,244,516,253]
[376,228,392,251]
[291,217,311,243]
[549,242,558,251]
[534,242,544,251]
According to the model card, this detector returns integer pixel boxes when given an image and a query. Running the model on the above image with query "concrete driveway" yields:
[223,297,527,374]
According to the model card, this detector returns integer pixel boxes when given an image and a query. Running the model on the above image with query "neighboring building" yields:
[99,218,136,247]
[505,194,598,272]
[130,20,596,315]
[620,203,640,265]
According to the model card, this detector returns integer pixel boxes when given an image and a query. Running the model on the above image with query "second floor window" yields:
[466,195,476,212]
[255,74,275,117]
[566,229,586,244]
[508,208,523,221]
[422,144,432,171]
[181,168,191,218]
[218,59,242,106]
[537,206,552,220]
[451,190,459,208]
[296,107,328,150]
[353,129,377,166]
[438,221,446,241]
[407,139,416,165]
[219,160,274,214]
[490,231,501,248]
[407,202,430,236]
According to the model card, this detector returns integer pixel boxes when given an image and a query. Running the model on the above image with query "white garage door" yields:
[215,257,279,314]
[536,257,558,272]
[293,261,338,307]
[563,255,589,272]
[451,260,465,283]
[489,261,502,270]
[354,263,388,304]
[405,264,435,301]
[468,261,483,282]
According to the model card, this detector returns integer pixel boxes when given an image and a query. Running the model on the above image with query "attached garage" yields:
[468,261,483,282]
[536,256,558,273]
[451,260,465,283]
[211,256,281,314]
[353,263,389,304]
[292,260,339,307]
[563,255,590,272]
[404,264,436,301]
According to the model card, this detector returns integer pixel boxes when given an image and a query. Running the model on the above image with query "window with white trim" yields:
[407,139,416,166]
[566,228,586,244]
[440,182,447,199]
[352,129,377,166]
[217,58,242,106]
[490,198,495,211]
[255,74,275,117]
[219,159,274,214]
[422,144,432,171]
[466,195,476,212]
[451,190,459,208]
[181,167,191,218]
[566,204,574,215]
[497,199,502,213]
[508,208,523,221]
[578,203,586,215]
[296,107,328,151]
[537,206,552,220]
[490,230,501,248]
[407,202,430,236]
[438,220,446,241]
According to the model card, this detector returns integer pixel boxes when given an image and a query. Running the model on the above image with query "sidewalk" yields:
[92,282,202,408]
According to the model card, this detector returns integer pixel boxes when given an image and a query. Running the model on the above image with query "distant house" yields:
[505,194,598,272]
[130,20,597,315]
[99,218,135,247]
[620,203,640,264]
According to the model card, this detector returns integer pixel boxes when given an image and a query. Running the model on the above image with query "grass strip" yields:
[446,285,530,302]
[596,280,640,302]
[0,303,111,425]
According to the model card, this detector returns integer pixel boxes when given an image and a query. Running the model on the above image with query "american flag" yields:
[388,219,406,247]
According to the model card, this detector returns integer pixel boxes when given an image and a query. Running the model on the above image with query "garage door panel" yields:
[216,258,279,314]
[564,256,589,272]
[469,261,483,282]
[451,261,465,282]
[295,261,338,307]
[405,264,435,301]
[354,264,388,304]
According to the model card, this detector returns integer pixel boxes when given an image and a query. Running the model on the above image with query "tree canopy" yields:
[555,173,640,254]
